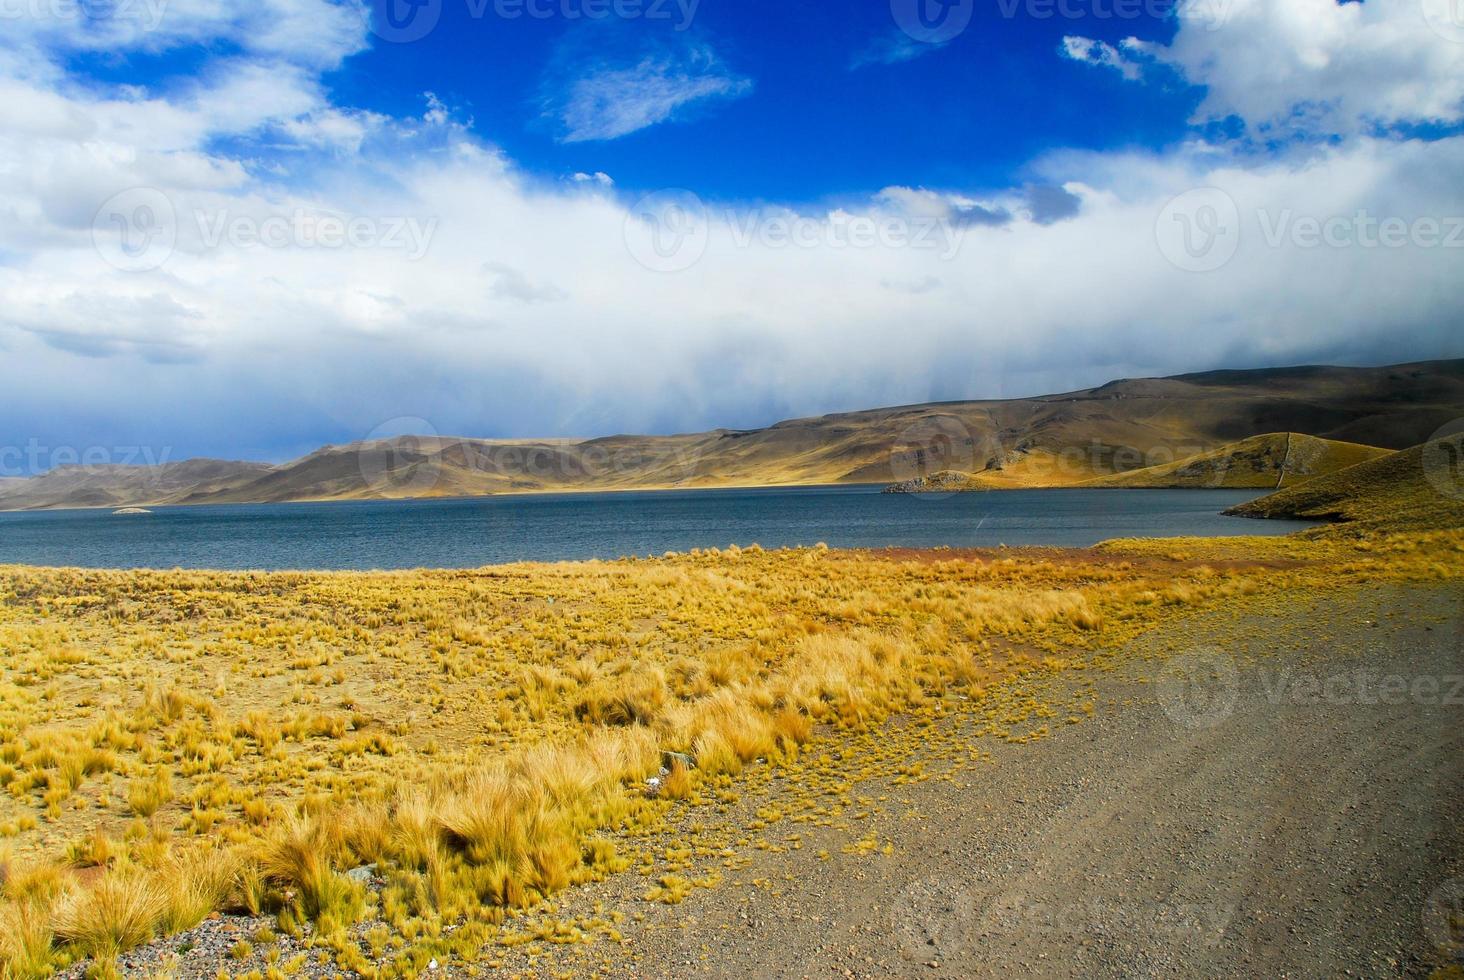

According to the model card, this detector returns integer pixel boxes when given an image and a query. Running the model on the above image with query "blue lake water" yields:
[0,486,1314,571]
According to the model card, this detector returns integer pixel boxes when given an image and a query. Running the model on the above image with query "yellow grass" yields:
[1081,433,1389,489]
[0,530,1459,976]
[1227,432,1464,531]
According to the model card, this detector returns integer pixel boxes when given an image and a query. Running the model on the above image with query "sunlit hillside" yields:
[1227,432,1464,531]
[1077,433,1388,489]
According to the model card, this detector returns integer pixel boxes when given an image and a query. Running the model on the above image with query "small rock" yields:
[662,750,696,771]
[345,864,376,884]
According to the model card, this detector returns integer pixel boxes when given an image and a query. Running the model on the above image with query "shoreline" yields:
[0,480,1288,517]
[0,531,1311,577]
[0,478,886,515]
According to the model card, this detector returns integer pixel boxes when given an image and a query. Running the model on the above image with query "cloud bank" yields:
[0,0,1461,466]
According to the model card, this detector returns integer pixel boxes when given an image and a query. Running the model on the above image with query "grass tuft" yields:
[51,871,165,959]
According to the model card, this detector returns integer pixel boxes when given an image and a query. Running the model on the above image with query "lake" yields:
[0,486,1315,571]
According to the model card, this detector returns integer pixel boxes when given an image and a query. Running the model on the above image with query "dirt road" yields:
[537,583,1464,978]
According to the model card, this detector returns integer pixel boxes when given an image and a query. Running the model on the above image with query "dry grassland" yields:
[0,531,1460,977]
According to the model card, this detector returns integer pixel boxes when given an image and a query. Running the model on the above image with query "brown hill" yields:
[1225,432,1464,531]
[0,459,273,511]
[2,359,1462,511]
[1077,433,1389,489]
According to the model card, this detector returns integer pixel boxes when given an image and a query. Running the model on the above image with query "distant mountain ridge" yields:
[2,358,1463,512]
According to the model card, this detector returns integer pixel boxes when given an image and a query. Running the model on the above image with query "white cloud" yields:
[0,0,1460,456]
[1060,36,1146,82]
[6,0,366,67]
[851,31,945,70]
[545,44,752,143]
[280,107,384,153]
[1069,0,1464,135]
[880,275,943,295]
[7,117,1459,442]
[482,263,569,304]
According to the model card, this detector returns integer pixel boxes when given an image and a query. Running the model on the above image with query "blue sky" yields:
[69,0,1203,198]
[322,0,1199,199]
[1,0,1463,466]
